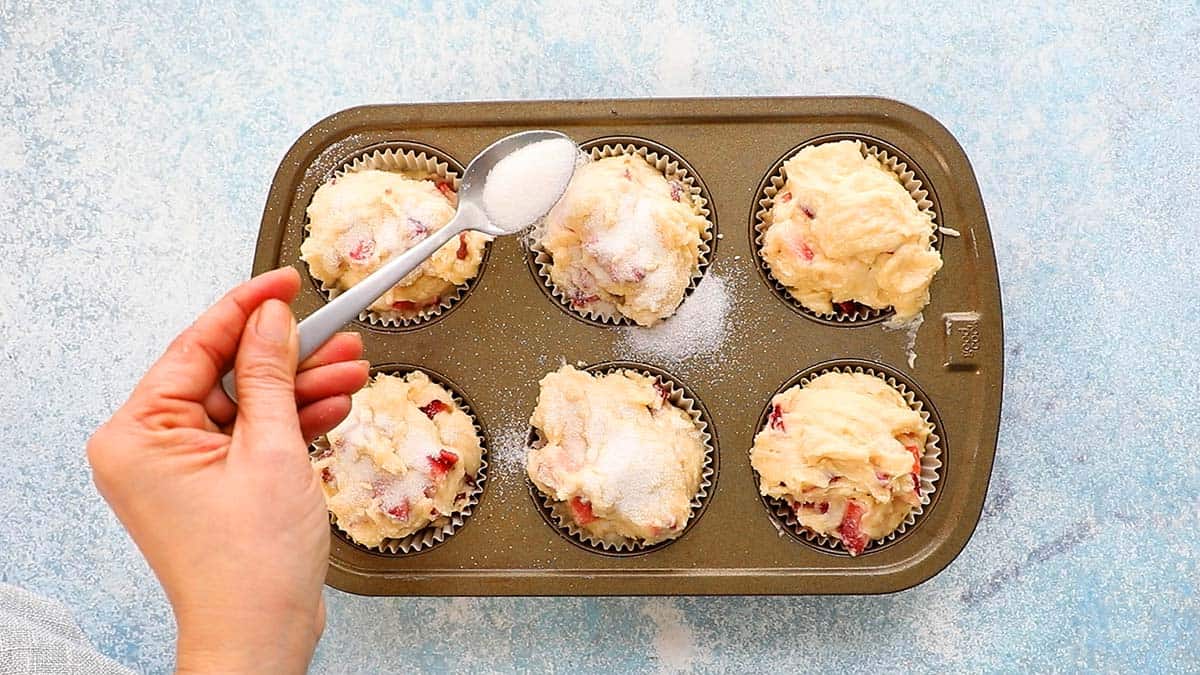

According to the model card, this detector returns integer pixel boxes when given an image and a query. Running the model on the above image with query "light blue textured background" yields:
[1,1,1197,673]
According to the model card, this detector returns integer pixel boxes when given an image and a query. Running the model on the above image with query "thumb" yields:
[233,299,303,452]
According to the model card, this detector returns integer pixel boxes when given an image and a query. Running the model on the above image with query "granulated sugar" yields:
[482,137,578,232]
[616,273,732,364]
[885,312,925,368]
[490,416,531,479]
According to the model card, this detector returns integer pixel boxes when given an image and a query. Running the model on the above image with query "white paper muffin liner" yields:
[310,365,489,555]
[752,137,941,324]
[529,139,716,326]
[302,145,489,329]
[527,363,716,555]
[753,362,943,556]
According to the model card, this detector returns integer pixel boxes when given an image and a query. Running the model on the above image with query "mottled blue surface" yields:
[1,1,1197,673]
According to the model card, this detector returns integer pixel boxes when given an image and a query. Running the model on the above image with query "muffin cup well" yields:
[751,359,944,557]
[303,143,490,331]
[311,363,489,556]
[527,137,717,327]
[751,135,942,326]
[527,361,717,556]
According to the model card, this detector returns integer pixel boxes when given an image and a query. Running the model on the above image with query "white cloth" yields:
[0,583,133,674]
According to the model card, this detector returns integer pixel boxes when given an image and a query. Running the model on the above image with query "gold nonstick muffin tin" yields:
[251,97,1003,595]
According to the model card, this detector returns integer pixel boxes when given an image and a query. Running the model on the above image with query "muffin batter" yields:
[761,140,942,320]
[311,371,483,548]
[750,372,929,555]
[301,169,489,316]
[526,365,705,545]
[536,154,708,326]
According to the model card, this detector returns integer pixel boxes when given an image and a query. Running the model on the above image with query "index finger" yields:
[132,267,302,404]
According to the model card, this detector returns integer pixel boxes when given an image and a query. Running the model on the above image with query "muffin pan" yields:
[250,97,1002,595]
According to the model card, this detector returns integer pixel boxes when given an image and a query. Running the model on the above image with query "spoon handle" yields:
[221,218,468,401]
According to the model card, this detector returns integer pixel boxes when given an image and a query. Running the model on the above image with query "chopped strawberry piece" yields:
[836,301,861,315]
[428,450,459,478]
[669,181,684,202]
[779,191,792,203]
[408,217,430,238]
[420,399,451,419]
[392,300,419,312]
[569,497,598,525]
[800,204,815,219]
[435,181,455,201]
[800,242,815,261]
[569,291,599,308]
[622,168,632,181]
[911,472,921,496]
[347,237,375,262]
[876,472,890,483]
[320,467,334,484]
[384,499,410,521]
[905,444,922,475]
[769,403,785,430]
[838,501,868,556]
[456,232,469,260]
[828,475,842,484]
[653,381,671,402]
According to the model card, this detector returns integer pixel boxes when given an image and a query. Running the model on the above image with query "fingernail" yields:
[256,299,293,344]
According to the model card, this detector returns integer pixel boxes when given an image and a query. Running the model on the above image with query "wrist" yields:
[175,606,318,675]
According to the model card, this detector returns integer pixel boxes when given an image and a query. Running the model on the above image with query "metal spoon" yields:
[222,129,577,401]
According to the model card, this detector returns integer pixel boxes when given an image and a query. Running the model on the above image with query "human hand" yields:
[87,267,369,674]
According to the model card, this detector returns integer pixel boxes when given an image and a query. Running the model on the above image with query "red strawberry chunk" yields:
[768,404,785,431]
[838,501,868,556]
[570,497,598,525]
[653,381,671,402]
[392,300,419,312]
[320,467,334,484]
[905,442,922,475]
[836,301,861,315]
[623,168,632,181]
[779,191,792,203]
[347,237,375,262]
[435,181,455,201]
[420,399,451,419]
[800,242,815,261]
[800,204,815,219]
[428,450,459,478]
[456,232,469,260]
[876,472,890,483]
[384,499,410,521]
[669,181,684,202]
[569,291,599,308]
